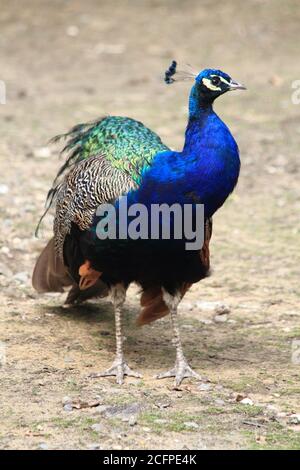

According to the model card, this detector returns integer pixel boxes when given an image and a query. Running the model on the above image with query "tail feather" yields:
[32,238,109,304]
[137,282,192,326]
[32,238,72,293]
[137,293,169,326]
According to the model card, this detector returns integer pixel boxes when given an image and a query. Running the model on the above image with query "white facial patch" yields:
[202,75,231,91]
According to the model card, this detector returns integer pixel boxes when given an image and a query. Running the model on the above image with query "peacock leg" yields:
[156,289,201,386]
[90,283,142,385]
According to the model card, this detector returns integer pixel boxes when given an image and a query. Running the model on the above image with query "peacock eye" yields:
[211,76,221,86]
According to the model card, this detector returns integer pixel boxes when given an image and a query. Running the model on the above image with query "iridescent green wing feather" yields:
[52,116,169,185]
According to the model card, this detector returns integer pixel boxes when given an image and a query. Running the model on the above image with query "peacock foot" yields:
[89,358,142,385]
[156,358,201,386]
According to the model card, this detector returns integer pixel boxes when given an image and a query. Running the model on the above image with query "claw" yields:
[89,360,142,385]
[156,358,201,386]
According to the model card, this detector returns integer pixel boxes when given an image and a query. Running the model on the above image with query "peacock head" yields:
[165,61,246,113]
[194,68,246,100]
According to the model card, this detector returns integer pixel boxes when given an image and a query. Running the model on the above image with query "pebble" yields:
[184,421,199,429]
[215,304,231,315]
[0,184,9,195]
[128,416,137,426]
[288,414,300,425]
[196,301,221,311]
[215,399,226,406]
[198,383,211,392]
[199,319,213,325]
[142,427,151,432]
[181,324,194,330]
[64,356,74,364]
[33,147,51,159]
[63,403,73,412]
[62,396,72,405]
[90,423,104,433]
[214,314,228,323]
[86,443,101,450]
[37,443,48,450]
[66,25,79,37]
[240,398,254,406]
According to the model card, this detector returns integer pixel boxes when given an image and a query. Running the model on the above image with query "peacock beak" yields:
[229,79,247,91]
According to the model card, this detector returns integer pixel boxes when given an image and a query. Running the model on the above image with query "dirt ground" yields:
[0,0,300,450]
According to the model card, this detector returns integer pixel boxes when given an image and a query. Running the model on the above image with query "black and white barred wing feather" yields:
[54,154,136,259]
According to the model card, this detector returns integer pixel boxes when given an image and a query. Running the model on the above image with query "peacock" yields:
[33,61,245,385]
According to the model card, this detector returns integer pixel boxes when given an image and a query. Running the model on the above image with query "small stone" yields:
[128,416,137,426]
[66,25,79,37]
[64,356,74,364]
[33,147,51,159]
[86,443,101,450]
[196,301,221,311]
[37,443,48,450]
[215,399,225,406]
[214,314,228,323]
[182,324,194,330]
[63,403,73,412]
[215,304,230,315]
[269,75,283,87]
[198,383,211,392]
[240,398,253,406]
[199,319,213,325]
[90,423,104,433]
[62,396,72,405]
[0,184,9,195]
[288,414,300,425]
[184,421,199,429]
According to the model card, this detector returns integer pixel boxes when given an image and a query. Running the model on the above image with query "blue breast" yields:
[128,109,240,219]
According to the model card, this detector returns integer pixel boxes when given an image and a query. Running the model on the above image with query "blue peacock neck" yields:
[183,83,217,153]
[181,83,240,217]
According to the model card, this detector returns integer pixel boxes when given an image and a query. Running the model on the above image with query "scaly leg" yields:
[156,289,201,386]
[90,283,142,385]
